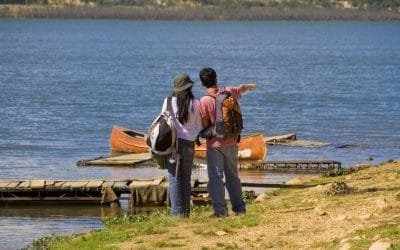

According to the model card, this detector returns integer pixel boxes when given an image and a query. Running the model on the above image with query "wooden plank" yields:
[270,140,330,147]
[6,182,21,188]
[264,133,296,143]
[18,181,31,189]
[102,181,115,188]
[54,181,66,188]
[31,180,45,189]
[80,153,151,166]
[0,182,10,188]
[62,181,81,189]
[129,177,165,188]
[45,180,55,186]
[70,181,89,188]
[86,180,104,188]
[113,181,128,189]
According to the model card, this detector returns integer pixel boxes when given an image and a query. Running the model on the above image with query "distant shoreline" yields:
[1,5,399,21]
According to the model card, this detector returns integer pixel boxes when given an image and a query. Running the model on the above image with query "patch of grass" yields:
[342,218,400,249]
[153,240,187,248]
[255,235,265,242]
[193,228,216,236]
[311,238,339,249]
[215,241,239,249]
[190,205,213,222]
[193,209,262,237]
[167,234,186,240]
[191,201,264,237]
[268,188,290,196]
[242,190,257,203]
[25,208,177,249]
[32,229,133,250]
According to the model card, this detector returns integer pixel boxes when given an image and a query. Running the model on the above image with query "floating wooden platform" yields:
[0,175,320,206]
[77,155,341,173]
[239,160,341,172]
[264,133,331,147]
[0,177,168,207]
[77,153,152,167]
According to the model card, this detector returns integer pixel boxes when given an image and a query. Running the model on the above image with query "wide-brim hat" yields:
[173,74,194,92]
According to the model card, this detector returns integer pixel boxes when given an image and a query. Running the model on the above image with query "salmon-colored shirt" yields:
[199,86,241,148]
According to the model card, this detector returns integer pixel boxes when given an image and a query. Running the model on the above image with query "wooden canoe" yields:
[110,125,267,161]
[193,133,267,160]
[110,126,148,155]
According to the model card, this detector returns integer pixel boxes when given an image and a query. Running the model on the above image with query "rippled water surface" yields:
[0,20,399,249]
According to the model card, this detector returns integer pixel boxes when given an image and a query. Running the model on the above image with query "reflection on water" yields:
[0,204,165,249]
[0,205,124,218]
[1,207,104,250]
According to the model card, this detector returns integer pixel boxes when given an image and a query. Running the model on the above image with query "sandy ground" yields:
[117,160,400,249]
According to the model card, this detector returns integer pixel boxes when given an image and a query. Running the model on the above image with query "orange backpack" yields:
[197,90,243,143]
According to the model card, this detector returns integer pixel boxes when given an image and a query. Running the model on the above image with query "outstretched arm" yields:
[238,83,257,94]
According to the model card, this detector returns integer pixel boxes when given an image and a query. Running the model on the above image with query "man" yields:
[198,67,257,217]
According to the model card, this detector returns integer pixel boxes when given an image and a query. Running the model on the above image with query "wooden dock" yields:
[264,133,331,147]
[239,160,341,172]
[77,153,152,167]
[0,175,321,206]
[77,154,341,173]
[0,177,168,207]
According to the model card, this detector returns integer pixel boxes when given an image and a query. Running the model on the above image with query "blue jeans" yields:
[168,138,194,217]
[207,145,246,216]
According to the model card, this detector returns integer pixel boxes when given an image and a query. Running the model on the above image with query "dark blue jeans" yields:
[168,138,194,217]
[207,145,246,216]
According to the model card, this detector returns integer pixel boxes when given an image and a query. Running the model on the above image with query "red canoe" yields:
[110,125,267,161]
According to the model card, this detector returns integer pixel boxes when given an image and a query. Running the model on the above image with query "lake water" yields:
[0,20,399,249]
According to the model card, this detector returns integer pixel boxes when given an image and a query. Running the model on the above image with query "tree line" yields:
[0,0,399,12]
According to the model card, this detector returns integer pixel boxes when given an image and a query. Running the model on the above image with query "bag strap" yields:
[166,96,181,179]
[167,96,173,114]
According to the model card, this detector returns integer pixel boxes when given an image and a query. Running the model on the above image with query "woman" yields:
[161,74,202,217]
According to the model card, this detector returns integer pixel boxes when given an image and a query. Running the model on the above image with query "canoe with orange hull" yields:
[110,125,267,161]
[193,133,267,161]
[110,126,148,155]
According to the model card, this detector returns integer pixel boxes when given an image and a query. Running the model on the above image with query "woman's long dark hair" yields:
[173,88,194,124]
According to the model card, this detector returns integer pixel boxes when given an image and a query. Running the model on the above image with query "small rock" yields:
[285,176,311,185]
[255,193,268,202]
[336,215,348,221]
[339,242,351,250]
[301,198,318,203]
[358,213,373,221]
[215,230,227,236]
[372,234,382,241]
[340,238,350,244]
[375,197,392,212]
[369,241,391,250]
[352,236,362,240]
[314,207,327,216]
[396,192,400,201]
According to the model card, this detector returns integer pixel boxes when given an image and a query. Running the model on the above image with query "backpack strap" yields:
[166,96,173,113]
[166,96,181,179]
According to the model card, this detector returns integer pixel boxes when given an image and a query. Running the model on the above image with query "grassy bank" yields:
[1,4,400,20]
[25,160,400,249]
